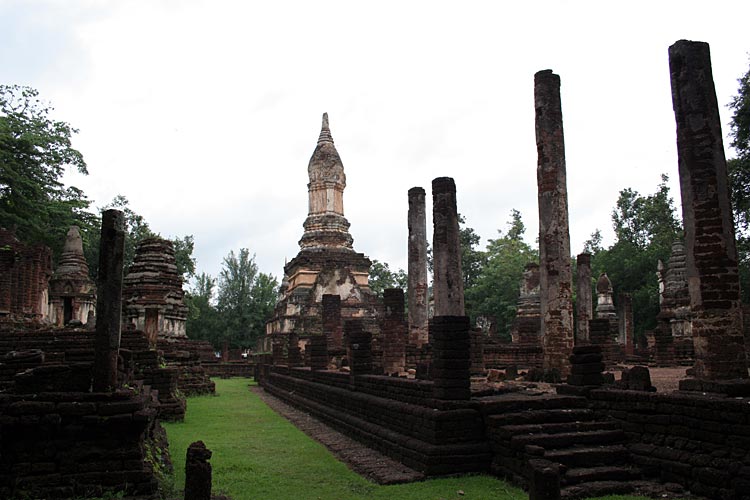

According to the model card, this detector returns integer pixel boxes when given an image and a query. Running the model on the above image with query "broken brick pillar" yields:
[430,316,471,400]
[669,40,748,382]
[576,253,592,344]
[470,327,485,375]
[185,441,212,500]
[408,186,429,347]
[287,333,302,367]
[535,69,575,377]
[308,335,328,371]
[618,293,634,357]
[528,459,561,500]
[432,177,464,316]
[322,294,343,351]
[93,209,125,392]
[381,288,406,375]
[346,319,372,376]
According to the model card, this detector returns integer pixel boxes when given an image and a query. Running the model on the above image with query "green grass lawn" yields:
[163,378,654,500]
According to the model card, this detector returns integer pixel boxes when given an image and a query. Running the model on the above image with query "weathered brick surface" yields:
[669,40,748,380]
[534,70,574,377]
[590,388,750,499]
[0,227,52,323]
[483,341,543,370]
[381,289,406,375]
[432,178,464,316]
[0,389,162,499]
[431,316,471,400]
[261,364,490,475]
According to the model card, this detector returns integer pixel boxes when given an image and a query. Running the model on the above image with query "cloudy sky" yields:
[3,1,749,285]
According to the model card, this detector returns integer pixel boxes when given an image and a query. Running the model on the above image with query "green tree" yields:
[591,176,681,337]
[185,272,221,346]
[728,60,750,302]
[458,214,487,293]
[217,249,278,349]
[466,210,537,337]
[368,259,407,297]
[94,195,196,281]
[0,84,98,260]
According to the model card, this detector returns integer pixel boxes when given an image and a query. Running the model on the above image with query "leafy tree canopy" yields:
[589,175,681,337]
[466,209,537,337]
[0,84,98,260]
[216,249,279,349]
[368,259,407,298]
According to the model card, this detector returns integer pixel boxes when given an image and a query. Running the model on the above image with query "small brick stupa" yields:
[122,237,188,343]
[48,226,96,326]
[266,114,378,342]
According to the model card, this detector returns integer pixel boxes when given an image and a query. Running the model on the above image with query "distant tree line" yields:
[1,84,278,350]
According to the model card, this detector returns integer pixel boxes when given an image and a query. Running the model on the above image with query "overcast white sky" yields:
[3,1,749,286]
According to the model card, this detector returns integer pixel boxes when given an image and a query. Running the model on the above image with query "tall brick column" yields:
[408,186,429,346]
[535,69,575,377]
[382,288,406,375]
[93,209,125,392]
[576,253,592,344]
[669,40,749,382]
[618,293,634,357]
[432,177,464,316]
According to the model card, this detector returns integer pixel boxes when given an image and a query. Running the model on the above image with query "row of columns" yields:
[403,39,747,383]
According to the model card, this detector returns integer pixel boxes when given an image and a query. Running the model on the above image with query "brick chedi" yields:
[0,227,52,323]
[48,226,96,326]
[669,40,749,383]
[266,114,379,342]
[535,69,574,377]
[122,237,188,343]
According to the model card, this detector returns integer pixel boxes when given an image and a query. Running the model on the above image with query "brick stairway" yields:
[480,392,652,499]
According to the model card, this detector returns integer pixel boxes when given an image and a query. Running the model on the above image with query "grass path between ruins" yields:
[163,378,651,500]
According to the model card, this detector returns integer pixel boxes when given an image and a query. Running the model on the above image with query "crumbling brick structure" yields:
[122,237,189,344]
[0,227,52,323]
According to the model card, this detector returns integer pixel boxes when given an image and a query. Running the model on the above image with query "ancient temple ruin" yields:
[0,227,52,323]
[266,114,379,343]
[47,226,97,327]
[122,237,189,343]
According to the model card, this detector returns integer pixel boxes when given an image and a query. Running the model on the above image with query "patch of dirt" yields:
[250,386,424,485]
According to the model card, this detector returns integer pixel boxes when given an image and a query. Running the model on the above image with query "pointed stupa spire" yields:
[318,112,333,144]
[301,113,353,250]
[52,226,91,280]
